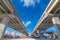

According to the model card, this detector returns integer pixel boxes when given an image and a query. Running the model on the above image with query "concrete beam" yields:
[0,14,15,18]
[2,0,14,13]
[47,14,60,18]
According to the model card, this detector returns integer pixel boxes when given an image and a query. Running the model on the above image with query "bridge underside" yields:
[32,0,60,38]
[0,0,28,39]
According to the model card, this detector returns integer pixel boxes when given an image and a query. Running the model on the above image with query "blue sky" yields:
[5,0,56,35]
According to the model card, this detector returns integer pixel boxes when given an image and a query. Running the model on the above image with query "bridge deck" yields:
[0,0,28,36]
[32,0,60,34]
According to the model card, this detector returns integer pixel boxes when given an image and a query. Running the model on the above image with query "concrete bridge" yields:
[32,0,60,38]
[0,0,60,40]
[0,0,28,40]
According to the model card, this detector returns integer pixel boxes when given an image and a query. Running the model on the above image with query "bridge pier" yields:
[52,17,60,38]
[36,30,40,36]
[13,31,16,39]
[0,18,8,40]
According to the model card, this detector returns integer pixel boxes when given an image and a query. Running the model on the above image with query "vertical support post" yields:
[37,30,39,34]
[37,30,40,37]
[37,30,40,36]
[0,18,9,40]
[13,31,16,39]
[52,17,60,38]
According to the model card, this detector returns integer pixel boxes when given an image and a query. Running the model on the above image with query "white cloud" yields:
[20,0,40,7]
[23,21,31,27]
[25,21,31,26]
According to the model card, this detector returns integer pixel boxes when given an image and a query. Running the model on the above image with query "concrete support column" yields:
[52,17,60,38]
[37,30,39,34]
[36,30,40,36]
[37,30,40,37]
[0,18,9,40]
[13,31,16,39]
